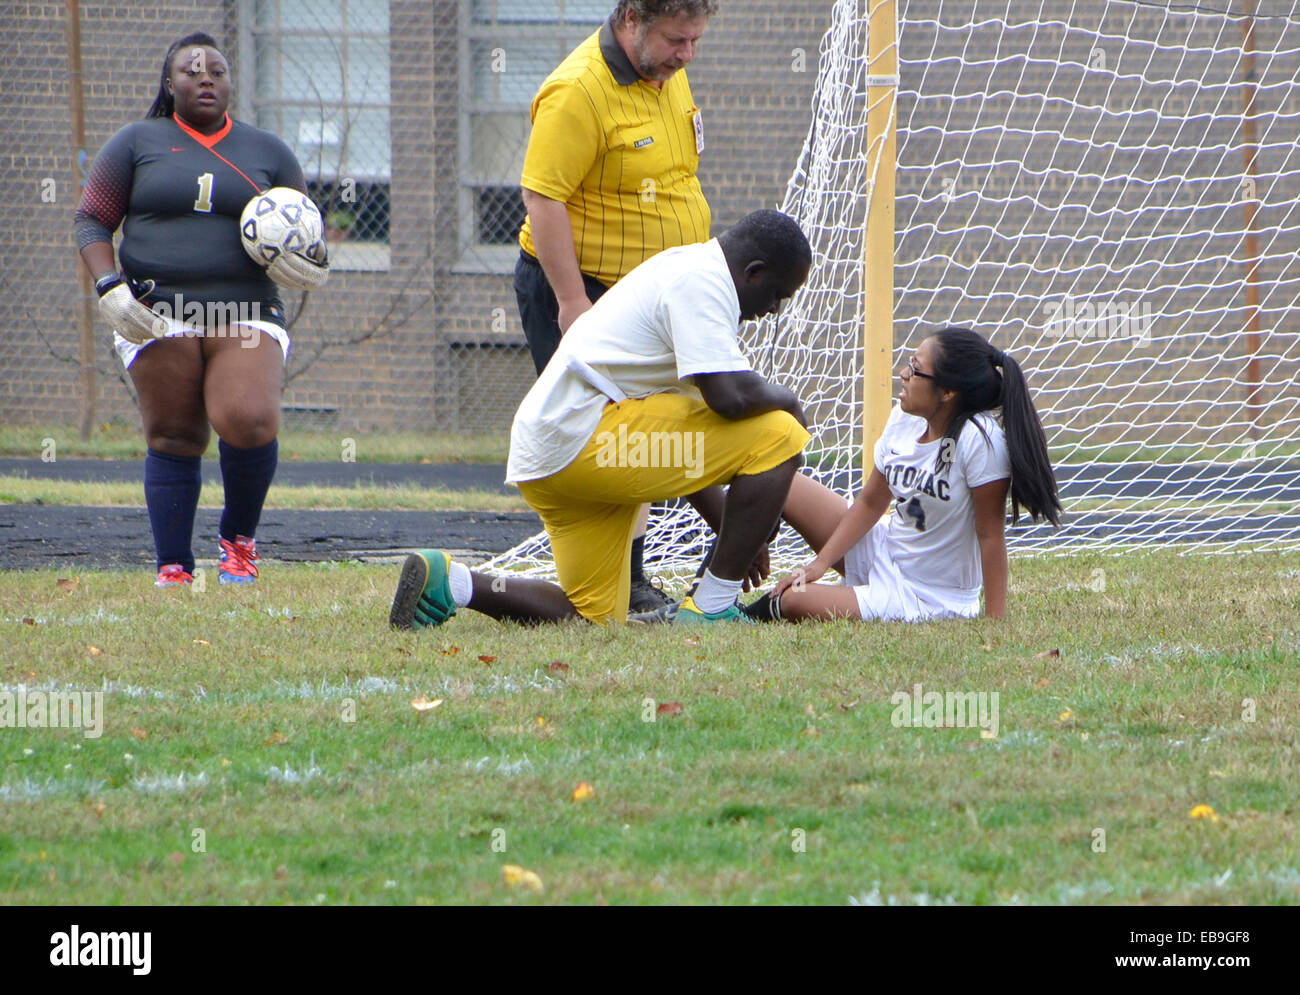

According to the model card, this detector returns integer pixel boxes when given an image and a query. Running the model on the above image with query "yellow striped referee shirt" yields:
[518,17,712,288]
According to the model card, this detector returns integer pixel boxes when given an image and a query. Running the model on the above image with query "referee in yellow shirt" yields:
[515,0,717,613]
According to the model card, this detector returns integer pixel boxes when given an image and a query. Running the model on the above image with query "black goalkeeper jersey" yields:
[74,114,308,329]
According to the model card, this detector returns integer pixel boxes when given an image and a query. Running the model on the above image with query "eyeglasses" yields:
[900,357,935,381]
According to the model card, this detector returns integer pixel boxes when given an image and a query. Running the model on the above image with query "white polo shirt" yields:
[506,238,752,484]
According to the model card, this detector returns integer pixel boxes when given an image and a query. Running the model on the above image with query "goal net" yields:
[491,0,1300,580]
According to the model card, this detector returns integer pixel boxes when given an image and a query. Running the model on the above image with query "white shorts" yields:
[114,317,291,370]
[841,520,982,622]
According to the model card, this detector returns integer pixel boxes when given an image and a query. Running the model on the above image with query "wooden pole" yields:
[65,0,96,441]
[862,0,898,470]
[1240,0,1263,437]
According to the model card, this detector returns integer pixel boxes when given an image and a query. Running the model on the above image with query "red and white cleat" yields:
[218,536,259,585]
[156,563,193,587]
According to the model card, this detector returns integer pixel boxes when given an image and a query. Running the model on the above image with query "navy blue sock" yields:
[144,448,201,572]
[219,438,278,541]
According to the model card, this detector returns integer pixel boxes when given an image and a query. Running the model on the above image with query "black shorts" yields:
[513,250,610,376]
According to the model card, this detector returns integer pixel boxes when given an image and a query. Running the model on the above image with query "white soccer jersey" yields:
[865,404,1011,609]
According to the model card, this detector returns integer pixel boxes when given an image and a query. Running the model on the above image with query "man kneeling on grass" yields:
[390,209,812,628]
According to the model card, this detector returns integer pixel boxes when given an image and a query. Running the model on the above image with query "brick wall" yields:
[3,0,1295,444]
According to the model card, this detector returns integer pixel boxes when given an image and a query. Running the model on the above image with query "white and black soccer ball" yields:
[239,187,326,268]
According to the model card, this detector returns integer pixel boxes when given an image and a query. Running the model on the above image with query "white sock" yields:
[448,561,474,607]
[692,569,743,614]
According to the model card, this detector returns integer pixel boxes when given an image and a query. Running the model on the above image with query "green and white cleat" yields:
[672,595,755,624]
[390,549,457,630]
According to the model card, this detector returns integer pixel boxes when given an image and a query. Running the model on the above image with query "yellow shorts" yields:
[517,392,810,624]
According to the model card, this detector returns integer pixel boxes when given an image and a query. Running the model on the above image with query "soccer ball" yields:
[239,187,326,268]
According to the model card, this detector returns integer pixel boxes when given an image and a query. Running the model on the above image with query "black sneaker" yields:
[628,576,674,614]
[628,600,679,625]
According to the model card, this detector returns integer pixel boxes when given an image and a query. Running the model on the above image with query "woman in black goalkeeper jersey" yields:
[75,33,328,586]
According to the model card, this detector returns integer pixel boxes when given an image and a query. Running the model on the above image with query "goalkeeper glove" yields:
[95,273,165,345]
[267,242,329,292]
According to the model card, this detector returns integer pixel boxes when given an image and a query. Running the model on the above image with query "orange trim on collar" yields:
[173,112,232,148]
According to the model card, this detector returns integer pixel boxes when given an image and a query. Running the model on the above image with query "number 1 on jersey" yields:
[194,172,215,213]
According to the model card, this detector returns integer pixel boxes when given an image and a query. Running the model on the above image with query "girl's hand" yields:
[773,560,826,598]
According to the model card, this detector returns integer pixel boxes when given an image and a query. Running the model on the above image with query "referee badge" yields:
[692,110,704,153]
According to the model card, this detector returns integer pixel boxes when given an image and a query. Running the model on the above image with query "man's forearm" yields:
[522,189,588,307]
[732,381,804,425]
[700,372,806,426]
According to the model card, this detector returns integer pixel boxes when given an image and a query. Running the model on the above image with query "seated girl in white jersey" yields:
[745,326,1062,622]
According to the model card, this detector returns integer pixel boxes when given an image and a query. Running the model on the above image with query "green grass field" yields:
[0,477,528,513]
[3,550,1298,905]
[0,423,507,464]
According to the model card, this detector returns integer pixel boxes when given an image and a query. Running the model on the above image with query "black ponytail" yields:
[929,326,1063,527]
[146,32,220,119]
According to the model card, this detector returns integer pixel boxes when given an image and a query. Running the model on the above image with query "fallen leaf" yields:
[501,864,544,893]
[131,727,147,741]
[1189,804,1220,823]
[1057,708,1074,723]
[56,577,79,592]
[275,865,289,880]
[478,655,496,665]
[656,701,684,716]
[394,647,412,657]
[571,781,596,802]
[441,646,460,656]
[220,758,231,768]
[839,698,860,711]
[1034,677,1050,688]
[411,697,444,712]
[1035,648,1061,660]
[91,802,106,817]
[21,618,36,626]
[548,660,569,675]
[193,639,211,647]
[262,731,288,747]
[682,636,701,647]
[86,645,103,657]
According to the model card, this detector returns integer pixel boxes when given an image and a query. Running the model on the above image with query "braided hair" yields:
[146,33,221,119]
[927,326,1062,526]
